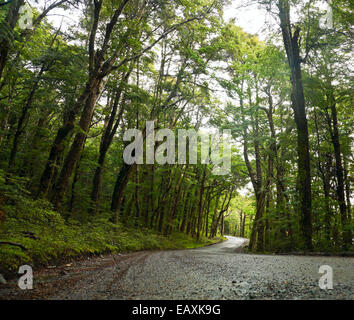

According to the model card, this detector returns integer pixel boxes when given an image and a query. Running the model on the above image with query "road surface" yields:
[0,236,353,299]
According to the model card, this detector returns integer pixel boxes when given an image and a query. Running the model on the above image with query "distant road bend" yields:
[1,236,353,299]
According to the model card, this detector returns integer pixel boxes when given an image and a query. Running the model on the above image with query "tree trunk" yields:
[278,0,312,250]
[50,0,131,209]
[209,193,220,238]
[8,66,45,172]
[221,213,225,237]
[210,190,232,238]
[51,85,101,209]
[328,98,350,248]
[37,77,101,198]
[165,166,188,235]
[111,162,135,221]
[241,85,264,252]
[90,72,131,212]
[196,166,206,240]
[343,157,352,243]
[314,110,332,242]
[250,192,266,251]
[0,0,25,80]
[204,190,211,237]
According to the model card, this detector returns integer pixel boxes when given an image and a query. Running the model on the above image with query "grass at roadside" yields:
[0,195,224,277]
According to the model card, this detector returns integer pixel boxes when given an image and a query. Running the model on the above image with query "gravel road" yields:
[1,236,353,300]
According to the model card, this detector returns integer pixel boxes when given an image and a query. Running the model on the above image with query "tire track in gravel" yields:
[52,251,151,299]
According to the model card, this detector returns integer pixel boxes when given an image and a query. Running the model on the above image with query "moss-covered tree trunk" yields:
[278,0,312,251]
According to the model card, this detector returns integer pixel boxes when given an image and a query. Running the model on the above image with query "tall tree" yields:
[276,0,313,250]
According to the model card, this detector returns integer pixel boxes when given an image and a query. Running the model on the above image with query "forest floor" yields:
[0,236,353,300]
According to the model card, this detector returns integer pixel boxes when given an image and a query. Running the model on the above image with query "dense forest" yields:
[0,0,353,273]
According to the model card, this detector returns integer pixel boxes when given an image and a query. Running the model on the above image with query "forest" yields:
[0,0,353,274]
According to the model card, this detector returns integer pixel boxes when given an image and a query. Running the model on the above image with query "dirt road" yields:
[1,236,353,299]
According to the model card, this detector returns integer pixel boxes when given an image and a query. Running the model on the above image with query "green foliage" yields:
[0,183,222,274]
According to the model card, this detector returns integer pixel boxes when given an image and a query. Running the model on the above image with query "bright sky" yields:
[223,1,272,39]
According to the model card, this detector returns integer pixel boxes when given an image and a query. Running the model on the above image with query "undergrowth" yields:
[0,177,222,276]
